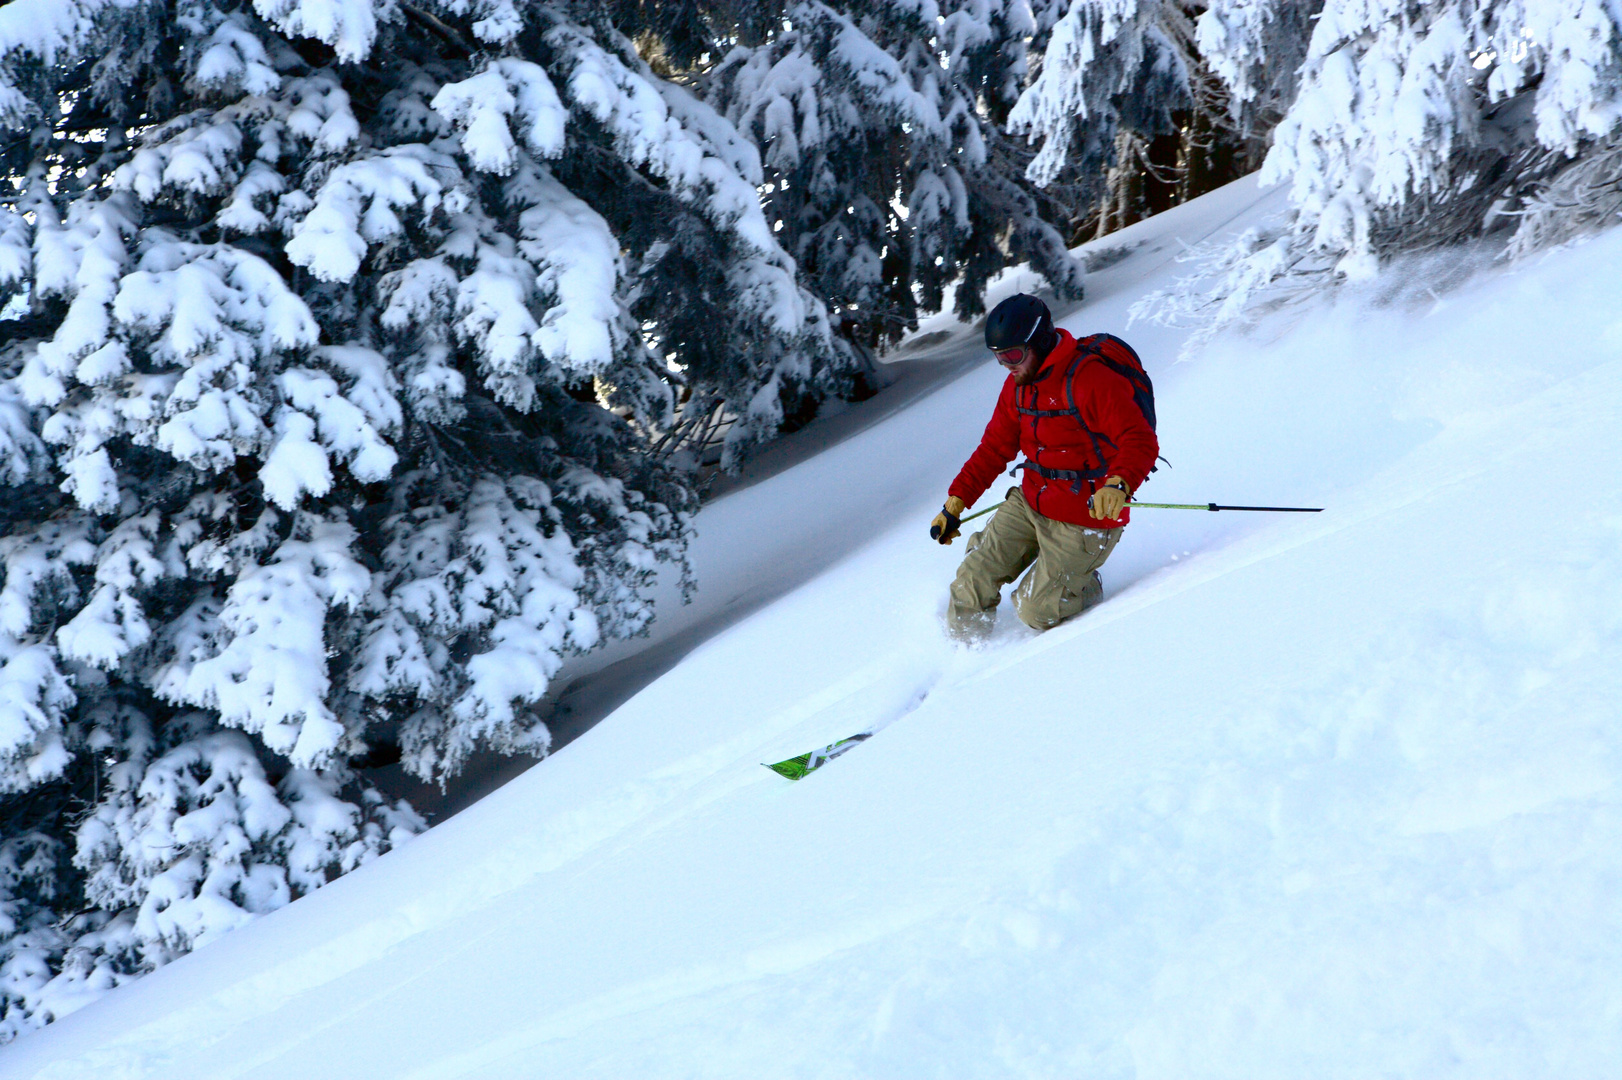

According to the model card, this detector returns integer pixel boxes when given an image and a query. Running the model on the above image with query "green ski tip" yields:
[765,753,814,780]
[764,733,872,780]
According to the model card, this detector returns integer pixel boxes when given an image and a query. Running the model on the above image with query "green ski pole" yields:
[958,499,1321,522]
[1133,501,1323,512]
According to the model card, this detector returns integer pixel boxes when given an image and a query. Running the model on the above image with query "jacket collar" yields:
[1025,329,1077,388]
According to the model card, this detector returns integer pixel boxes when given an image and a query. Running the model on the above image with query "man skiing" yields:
[932,294,1159,639]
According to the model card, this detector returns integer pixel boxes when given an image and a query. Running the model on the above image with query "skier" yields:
[931,294,1159,639]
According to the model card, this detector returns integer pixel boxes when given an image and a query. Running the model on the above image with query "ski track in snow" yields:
[8,176,1622,1078]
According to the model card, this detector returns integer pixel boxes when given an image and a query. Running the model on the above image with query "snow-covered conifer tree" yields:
[1008,0,1275,236]
[705,0,1086,348]
[1011,0,1196,187]
[0,0,893,1037]
[1259,0,1622,275]
[1193,0,1319,140]
[1181,0,1622,287]
[1130,1,1622,352]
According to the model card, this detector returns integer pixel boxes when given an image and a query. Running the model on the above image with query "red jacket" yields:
[949,330,1159,528]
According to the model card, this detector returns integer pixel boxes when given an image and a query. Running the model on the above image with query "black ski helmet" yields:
[985,293,1057,359]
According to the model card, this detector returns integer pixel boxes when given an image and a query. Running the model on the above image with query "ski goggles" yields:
[993,346,1027,366]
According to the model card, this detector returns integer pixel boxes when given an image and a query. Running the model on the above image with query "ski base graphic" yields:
[764,733,872,780]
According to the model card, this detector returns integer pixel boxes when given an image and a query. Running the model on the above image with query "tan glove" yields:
[930,495,967,544]
[1089,477,1130,521]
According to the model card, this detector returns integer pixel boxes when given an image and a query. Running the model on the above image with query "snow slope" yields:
[7,177,1622,1078]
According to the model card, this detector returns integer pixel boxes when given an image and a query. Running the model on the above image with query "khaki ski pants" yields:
[947,486,1122,639]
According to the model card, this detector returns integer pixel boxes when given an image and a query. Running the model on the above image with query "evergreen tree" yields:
[1012,0,1196,188]
[0,0,883,1037]
[0,0,1346,1041]
[1260,0,1622,275]
[704,0,1087,353]
[1193,0,1319,140]
[1009,0,1277,238]
[1129,1,1622,353]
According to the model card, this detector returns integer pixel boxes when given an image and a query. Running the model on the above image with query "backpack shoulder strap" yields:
[1062,346,1116,457]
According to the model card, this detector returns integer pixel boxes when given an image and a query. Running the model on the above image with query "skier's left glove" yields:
[930,495,966,544]
[1089,477,1130,521]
